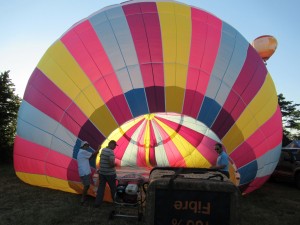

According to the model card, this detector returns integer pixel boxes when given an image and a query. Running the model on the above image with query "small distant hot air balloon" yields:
[252,35,278,63]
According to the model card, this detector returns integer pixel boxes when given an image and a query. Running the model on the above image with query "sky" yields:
[1,0,299,104]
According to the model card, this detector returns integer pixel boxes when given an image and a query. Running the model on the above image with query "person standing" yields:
[94,140,118,207]
[210,143,230,178]
[77,141,99,205]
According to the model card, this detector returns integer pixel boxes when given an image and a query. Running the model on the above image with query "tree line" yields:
[0,71,299,164]
[0,71,21,163]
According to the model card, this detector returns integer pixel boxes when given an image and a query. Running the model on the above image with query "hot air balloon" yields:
[14,0,282,197]
[252,35,278,63]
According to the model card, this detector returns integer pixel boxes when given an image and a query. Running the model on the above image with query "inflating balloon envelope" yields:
[14,0,282,196]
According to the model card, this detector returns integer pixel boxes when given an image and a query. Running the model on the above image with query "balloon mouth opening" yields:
[105,112,221,149]
[101,112,240,186]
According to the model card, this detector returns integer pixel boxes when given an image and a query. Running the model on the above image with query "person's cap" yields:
[108,140,118,146]
[81,141,89,147]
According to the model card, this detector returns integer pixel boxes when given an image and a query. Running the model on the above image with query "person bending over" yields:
[77,141,99,205]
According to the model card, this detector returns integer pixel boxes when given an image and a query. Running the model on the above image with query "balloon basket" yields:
[145,167,241,225]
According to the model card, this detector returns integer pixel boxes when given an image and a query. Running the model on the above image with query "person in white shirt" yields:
[77,141,99,205]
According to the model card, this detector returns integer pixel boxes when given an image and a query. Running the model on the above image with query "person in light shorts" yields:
[77,141,99,205]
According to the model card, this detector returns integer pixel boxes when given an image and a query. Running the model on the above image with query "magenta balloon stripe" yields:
[14,136,48,169]
[213,50,267,138]
[14,155,45,175]
[242,176,270,195]
[154,116,205,146]
[123,2,163,66]
[240,65,267,105]
[23,69,104,149]
[46,151,80,181]
[24,69,71,122]
[154,116,217,165]
[148,121,158,166]
[61,22,105,83]
[216,63,267,137]
[196,136,219,165]
[242,65,267,103]
[211,47,262,137]
[61,20,133,125]
[137,122,148,167]
[183,69,206,118]
[260,106,282,142]
[183,8,222,117]
[114,119,145,162]
[230,107,282,168]
[14,136,81,182]
[123,2,165,113]
[232,47,263,97]
[151,119,186,167]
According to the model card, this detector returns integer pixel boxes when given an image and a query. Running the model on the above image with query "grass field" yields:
[0,164,299,225]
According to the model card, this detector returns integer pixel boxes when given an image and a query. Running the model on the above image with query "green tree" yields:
[278,93,300,146]
[0,71,21,164]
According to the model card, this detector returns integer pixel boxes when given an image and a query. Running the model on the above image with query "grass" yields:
[0,164,299,225]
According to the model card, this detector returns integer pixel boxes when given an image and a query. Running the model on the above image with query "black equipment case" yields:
[145,167,241,225]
